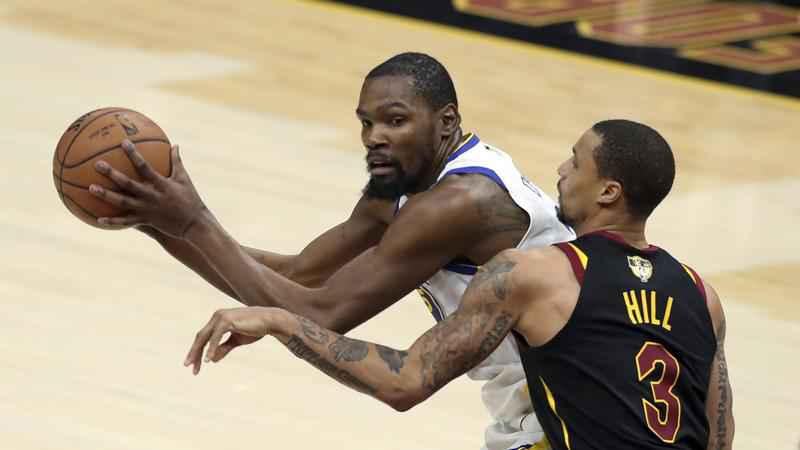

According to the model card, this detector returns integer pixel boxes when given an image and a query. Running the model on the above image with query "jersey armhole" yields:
[553,242,587,285]
[681,263,707,303]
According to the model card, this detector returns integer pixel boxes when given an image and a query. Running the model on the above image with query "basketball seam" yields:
[52,171,122,191]
[60,138,171,169]
[63,192,128,229]
[57,108,128,207]
[62,192,99,219]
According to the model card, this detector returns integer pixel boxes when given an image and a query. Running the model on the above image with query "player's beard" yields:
[363,164,416,200]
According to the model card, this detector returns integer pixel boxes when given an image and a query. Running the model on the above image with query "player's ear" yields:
[597,179,622,206]
[438,103,460,137]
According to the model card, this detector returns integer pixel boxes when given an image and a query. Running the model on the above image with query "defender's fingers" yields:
[185,318,217,374]
[210,335,241,363]
[204,325,231,363]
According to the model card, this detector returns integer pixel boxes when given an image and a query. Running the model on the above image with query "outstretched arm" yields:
[186,250,527,411]
[94,141,389,301]
[704,282,734,450]
[91,142,514,339]
[135,193,388,298]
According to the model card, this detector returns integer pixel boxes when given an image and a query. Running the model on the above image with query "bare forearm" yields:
[142,226,297,302]
[269,296,514,411]
[706,319,734,450]
[241,246,296,280]
[706,363,734,450]
[140,225,240,300]
[182,212,340,328]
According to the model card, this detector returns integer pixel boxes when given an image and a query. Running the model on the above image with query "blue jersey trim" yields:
[446,134,480,163]
[444,262,479,275]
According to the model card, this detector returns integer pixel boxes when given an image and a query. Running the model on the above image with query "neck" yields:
[417,128,464,191]
[574,212,649,249]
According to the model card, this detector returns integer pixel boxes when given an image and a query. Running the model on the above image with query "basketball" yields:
[52,108,172,229]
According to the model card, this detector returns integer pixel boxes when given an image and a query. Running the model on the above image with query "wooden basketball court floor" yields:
[2,1,797,449]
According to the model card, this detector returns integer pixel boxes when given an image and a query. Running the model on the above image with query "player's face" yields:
[556,129,604,228]
[357,75,439,200]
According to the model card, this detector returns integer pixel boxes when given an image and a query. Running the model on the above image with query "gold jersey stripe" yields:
[566,243,589,269]
[681,264,697,284]
[540,377,571,450]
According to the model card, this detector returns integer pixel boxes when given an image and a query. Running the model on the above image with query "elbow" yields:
[282,259,326,288]
[379,380,429,412]
[383,392,423,412]
[389,399,417,413]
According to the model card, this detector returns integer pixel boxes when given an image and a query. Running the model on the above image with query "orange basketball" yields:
[52,108,172,229]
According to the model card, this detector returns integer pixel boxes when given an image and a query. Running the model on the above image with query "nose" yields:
[557,159,569,177]
[363,124,388,151]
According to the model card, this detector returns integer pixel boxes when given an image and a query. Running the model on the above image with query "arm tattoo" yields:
[285,336,376,395]
[476,190,529,234]
[297,315,329,345]
[478,312,513,356]
[419,310,515,391]
[329,336,369,362]
[713,318,731,450]
[418,259,517,392]
[471,258,516,301]
[376,344,408,374]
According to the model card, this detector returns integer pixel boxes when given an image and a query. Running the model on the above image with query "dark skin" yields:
[187,128,733,450]
[89,75,530,365]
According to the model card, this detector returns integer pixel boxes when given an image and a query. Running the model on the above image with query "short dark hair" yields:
[591,120,675,218]
[366,52,458,111]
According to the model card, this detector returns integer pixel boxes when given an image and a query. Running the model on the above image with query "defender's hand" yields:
[185,307,280,375]
[89,139,208,238]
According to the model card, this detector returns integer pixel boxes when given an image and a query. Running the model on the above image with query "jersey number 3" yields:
[635,341,682,443]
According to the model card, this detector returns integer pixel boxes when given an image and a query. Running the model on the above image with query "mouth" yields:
[367,158,397,176]
[369,165,396,176]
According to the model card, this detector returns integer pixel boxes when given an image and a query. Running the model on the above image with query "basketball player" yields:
[89,52,575,450]
[187,120,734,450]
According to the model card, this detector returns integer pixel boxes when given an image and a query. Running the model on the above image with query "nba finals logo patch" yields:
[115,113,139,136]
[627,256,653,283]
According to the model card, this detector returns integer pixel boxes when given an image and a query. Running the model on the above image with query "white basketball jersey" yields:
[397,134,575,450]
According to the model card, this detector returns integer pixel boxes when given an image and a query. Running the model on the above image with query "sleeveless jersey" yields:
[397,134,575,450]
[521,231,716,450]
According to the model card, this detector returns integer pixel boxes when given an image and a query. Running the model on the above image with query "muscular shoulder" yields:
[392,174,499,230]
[407,173,527,234]
[433,171,508,206]
[702,278,726,342]
[498,246,581,346]
[508,246,574,293]
[350,173,504,226]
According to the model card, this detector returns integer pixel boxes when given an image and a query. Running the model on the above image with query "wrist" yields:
[135,224,161,239]
[182,208,217,242]
[264,307,295,340]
